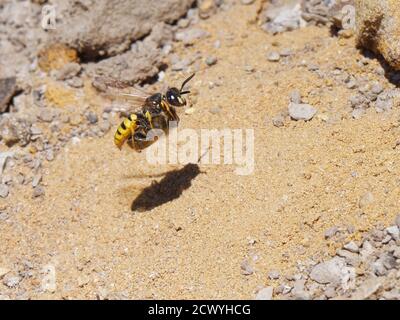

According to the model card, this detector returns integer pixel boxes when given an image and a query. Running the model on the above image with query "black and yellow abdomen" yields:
[114,114,138,149]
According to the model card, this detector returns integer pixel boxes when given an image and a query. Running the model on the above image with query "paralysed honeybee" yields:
[94,74,195,151]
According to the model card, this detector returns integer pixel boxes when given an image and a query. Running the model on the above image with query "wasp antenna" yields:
[180,73,195,92]
[180,90,191,95]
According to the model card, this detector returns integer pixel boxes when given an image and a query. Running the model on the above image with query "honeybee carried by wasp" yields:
[94,73,195,152]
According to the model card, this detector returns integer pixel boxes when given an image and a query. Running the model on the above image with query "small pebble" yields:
[272,114,285,127]
[3,275,21,288]
[289,90,302,104]
[288,102,317,121]
[0,184,9,198]
[255,287,273,300]
[241,260,254,276]
[267,51,280,62]
[343,241,359,253]
[32,174,42,188]
[324,227,338,239]
[205,56,218,66]
[86,111,98,124]
[241,0,255,4]
[33,186,45,198]
[395,214,400,229]
[268,270,280,280]
[243,65,254,73]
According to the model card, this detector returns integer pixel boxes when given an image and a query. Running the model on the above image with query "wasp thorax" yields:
[166,87,186,107]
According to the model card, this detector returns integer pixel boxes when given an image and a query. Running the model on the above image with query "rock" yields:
[55,62,81,81]
[255,286,273,300]
[44,0,195,59]
[0,116,31,147]
[372,259,387,276]
[38,109,55,123]
[243,65,255,73]
[87,23,173,83]
[32,174,42,188]
[289,90,302,104]
[241,0,255,5]
[310,257,349,285]
[0,77,17,113]
[175,28,209,45]
[0,152,14,175]
[99,121,111,133]
[66,77,84,88]
[386,226,400,241]
[3,274,21,288]
[352,108,366,119]
[350,278,383,300]
[272,114,285,127]
[324,227,339,239]
[324,286,336,299]
[336,249,360,267]
[33,186,45,198]
[205,56,218,66]
[292,279,309,300]
[355,0,400,70]
[0,184,9,198]
[267,51,281,62]
[371,82,384,95]
[261,0,305,34]
[86,111,99,124]
[241,260,254,276]
[288,102,317,121]
[359,191,374,208]
[268,270,280,280]
[198,0,217,19]
[344,241,359,253]
[395,214,400,229]
[46,149,55,162]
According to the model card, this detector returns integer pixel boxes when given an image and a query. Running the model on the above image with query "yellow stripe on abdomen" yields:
[114,114,137,149]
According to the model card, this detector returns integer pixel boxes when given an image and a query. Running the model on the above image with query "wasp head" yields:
[165,73,195,107]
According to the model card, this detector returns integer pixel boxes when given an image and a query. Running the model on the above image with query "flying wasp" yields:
[94,74,195,152]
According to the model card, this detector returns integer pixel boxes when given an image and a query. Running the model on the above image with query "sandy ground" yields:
[1,3,400,299]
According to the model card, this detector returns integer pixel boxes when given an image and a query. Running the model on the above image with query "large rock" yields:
[355,0,400,70]
[45,0,195,59]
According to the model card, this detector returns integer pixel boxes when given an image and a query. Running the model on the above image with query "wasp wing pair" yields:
[94,74,195,152]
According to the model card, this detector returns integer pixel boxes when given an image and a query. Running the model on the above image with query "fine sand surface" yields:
[1,3,399,299]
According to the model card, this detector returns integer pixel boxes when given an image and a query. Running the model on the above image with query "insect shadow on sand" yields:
[131,163,202,212]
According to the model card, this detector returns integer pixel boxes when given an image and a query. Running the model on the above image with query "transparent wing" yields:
[92,76,152,110]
